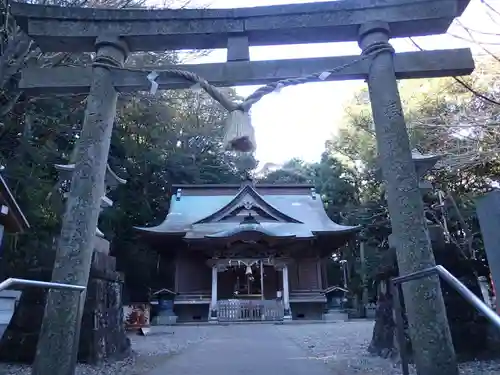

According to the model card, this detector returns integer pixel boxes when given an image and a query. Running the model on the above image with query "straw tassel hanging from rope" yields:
[222,109,256,153]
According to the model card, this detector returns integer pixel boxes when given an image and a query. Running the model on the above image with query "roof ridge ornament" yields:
[240,212,260,225]
[243,200,253,210]
[240,169,256,186]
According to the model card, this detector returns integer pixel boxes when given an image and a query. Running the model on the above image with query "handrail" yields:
[0,277,87,347]
[392,265,500,375]
[0,278,86,293]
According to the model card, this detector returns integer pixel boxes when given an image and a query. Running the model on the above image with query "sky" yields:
[164,0,499,166]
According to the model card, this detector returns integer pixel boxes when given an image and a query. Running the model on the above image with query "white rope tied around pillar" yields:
[92,41,395,153]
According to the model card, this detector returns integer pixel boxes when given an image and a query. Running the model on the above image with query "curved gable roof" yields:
[134,182,361,238]
[194,183,302,224]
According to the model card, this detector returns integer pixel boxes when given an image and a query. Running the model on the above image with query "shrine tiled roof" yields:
[135,181,360,240]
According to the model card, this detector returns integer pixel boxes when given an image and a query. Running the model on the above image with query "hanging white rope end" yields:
[274,82,284,94]
[318,71,331,81]
[190,82,203,92]
[147,71,159,95]
[223,109,256,153]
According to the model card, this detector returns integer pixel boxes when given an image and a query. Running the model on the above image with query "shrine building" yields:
[135,179,360,322]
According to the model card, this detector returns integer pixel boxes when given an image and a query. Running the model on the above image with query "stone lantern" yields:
[410,149,442,193]
[377,149,442,197]
[54,163,126,240]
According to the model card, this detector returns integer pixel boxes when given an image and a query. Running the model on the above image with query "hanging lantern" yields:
[245,265,252,276]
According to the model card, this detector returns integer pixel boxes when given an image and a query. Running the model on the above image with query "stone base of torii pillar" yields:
[79,237,131,363]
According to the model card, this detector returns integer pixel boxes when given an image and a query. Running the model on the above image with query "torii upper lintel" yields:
[10,0,470,53]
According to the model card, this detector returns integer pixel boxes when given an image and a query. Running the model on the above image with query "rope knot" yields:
[92,55,123,69]
[361,41,395,57]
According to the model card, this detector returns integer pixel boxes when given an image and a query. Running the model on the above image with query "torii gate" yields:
[10,1,472,375]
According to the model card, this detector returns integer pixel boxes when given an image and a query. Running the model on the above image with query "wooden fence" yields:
[217,299,284,322]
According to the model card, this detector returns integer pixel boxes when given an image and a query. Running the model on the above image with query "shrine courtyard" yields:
[3,322,498,375]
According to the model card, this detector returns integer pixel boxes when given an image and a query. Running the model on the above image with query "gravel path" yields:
[277,321,500,375]
[0,325,213,375]
[1,322,499,375]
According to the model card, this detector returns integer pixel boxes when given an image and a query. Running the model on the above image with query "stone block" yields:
[78,273,130,363]
[323,309,348,322]
[152,315,178,326]
[227,36,249,62]
[94,236,110,255]
[90,251,123,282]
[91,251,115,272]
[365,303,377,319]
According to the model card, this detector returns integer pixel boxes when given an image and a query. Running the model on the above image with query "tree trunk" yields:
[368,289,396,359]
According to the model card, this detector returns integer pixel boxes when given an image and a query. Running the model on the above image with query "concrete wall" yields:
[0,290,20,339]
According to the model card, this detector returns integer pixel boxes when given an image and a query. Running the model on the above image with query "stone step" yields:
[323,310,349,322]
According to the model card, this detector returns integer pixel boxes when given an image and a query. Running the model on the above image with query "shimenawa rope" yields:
[91,41,395,153]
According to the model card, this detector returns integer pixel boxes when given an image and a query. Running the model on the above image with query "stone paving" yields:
[148,324,334,375]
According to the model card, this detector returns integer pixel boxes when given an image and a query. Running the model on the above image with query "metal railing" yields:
[392,265,500,375]
[0,278,86,340]
[0,278,86,293]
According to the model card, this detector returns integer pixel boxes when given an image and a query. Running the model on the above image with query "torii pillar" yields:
[359,22,456,375]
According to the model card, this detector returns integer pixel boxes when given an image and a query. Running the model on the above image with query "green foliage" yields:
[101,88,243,297]
[0,45,498,304]
[258,153,359,222]
[325,56,500,286]
[0,47,245,297]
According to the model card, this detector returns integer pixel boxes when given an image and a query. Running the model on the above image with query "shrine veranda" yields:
[9,1,474,374]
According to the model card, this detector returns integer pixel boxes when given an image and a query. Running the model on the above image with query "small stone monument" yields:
[323,285,349,322]
[151,289,178,326]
